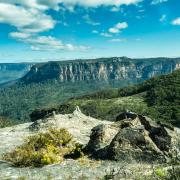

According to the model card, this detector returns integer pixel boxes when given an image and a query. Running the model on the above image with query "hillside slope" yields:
[31,69,180,127]
[0,57,179,123]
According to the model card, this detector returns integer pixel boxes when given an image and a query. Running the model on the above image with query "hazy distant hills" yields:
[0,63,33,84]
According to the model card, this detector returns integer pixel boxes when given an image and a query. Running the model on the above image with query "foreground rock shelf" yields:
[0,108,179,179]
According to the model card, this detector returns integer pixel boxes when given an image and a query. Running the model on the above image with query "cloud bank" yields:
[0,0,141,52]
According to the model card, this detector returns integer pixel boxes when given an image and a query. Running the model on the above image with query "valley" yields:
[0,57,179,123]
[0,63,33,84]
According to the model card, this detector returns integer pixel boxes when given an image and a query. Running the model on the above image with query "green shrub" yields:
[155,168,167,178]
[3,128,83,167]
[0,116,15,128]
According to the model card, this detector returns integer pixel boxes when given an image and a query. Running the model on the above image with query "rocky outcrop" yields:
[86,112,180,163]
[85,124,119,153]
[22,57,180,83]
[0,109,180,179]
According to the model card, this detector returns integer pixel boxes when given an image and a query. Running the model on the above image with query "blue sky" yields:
[0,0,180,62]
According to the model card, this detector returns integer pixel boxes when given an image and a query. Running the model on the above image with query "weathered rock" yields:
[138,115,178,152]
[1,108,180,179]
[107,128,164,162]
[85,124,119,153]
[86,113,180,163]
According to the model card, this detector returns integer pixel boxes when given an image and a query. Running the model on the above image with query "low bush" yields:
[3,128,83,167]
[0,116,16,128]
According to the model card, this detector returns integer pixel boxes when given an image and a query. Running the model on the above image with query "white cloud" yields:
[110,6,121,12]
[109,38,127,42]
[0,0,142,10]
[172,18,180,25]
[51,0,142,8]
[10,34,90,51]
[0,0,139,52]
[0,3,55,33]
[0,2,90,52]
[151,0,168,5]
[109,22,128,34]
[83,15,100,26]
[0,0,47,10]
[109,27,119,33]
[100,32,112,37]
[9,32,31,39]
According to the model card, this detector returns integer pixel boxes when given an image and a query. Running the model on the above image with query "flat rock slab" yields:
[0,110,114,179]
[0,159,153,180]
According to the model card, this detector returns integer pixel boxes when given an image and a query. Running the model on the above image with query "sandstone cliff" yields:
[22,57,180,83]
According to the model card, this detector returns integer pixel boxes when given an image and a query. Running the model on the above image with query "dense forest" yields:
[31,69,180,127]
[0,79,129,122]
[0,69,179,128]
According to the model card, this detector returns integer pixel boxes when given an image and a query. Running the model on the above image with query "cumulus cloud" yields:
[10,33,90,51]
[151,0,168,5]
[0,3,55,33]
[42,0,142,9]
[83,15,100,26]
[0,0,140,52]
[109,22,128,34]
[0,0,142,10]
[10,32,31,39]
[172,18,180,25]
[0,2,89,52]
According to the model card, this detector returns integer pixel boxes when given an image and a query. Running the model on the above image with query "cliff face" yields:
[0,63,33,84]
[22,57,180,83]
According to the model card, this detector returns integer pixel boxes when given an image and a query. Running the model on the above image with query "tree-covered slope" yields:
[0,62,179,127]
[0,80,122,122]
[31,69,180,127]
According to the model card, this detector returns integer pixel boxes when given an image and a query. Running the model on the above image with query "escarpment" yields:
[22,57,180,83]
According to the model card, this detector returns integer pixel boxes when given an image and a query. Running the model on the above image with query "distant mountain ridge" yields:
[22,57,180,84]
[0,63,34,84]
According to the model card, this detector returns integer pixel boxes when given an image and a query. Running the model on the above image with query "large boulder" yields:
[107,127,165,162]
[85,124,119,156]
[86,113,180,163]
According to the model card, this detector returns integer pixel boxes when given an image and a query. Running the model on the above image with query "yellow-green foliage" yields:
[4,128,83,167]
[155,167,167,178]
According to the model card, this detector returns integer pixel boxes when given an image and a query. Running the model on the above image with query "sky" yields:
[0,0,180,63]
